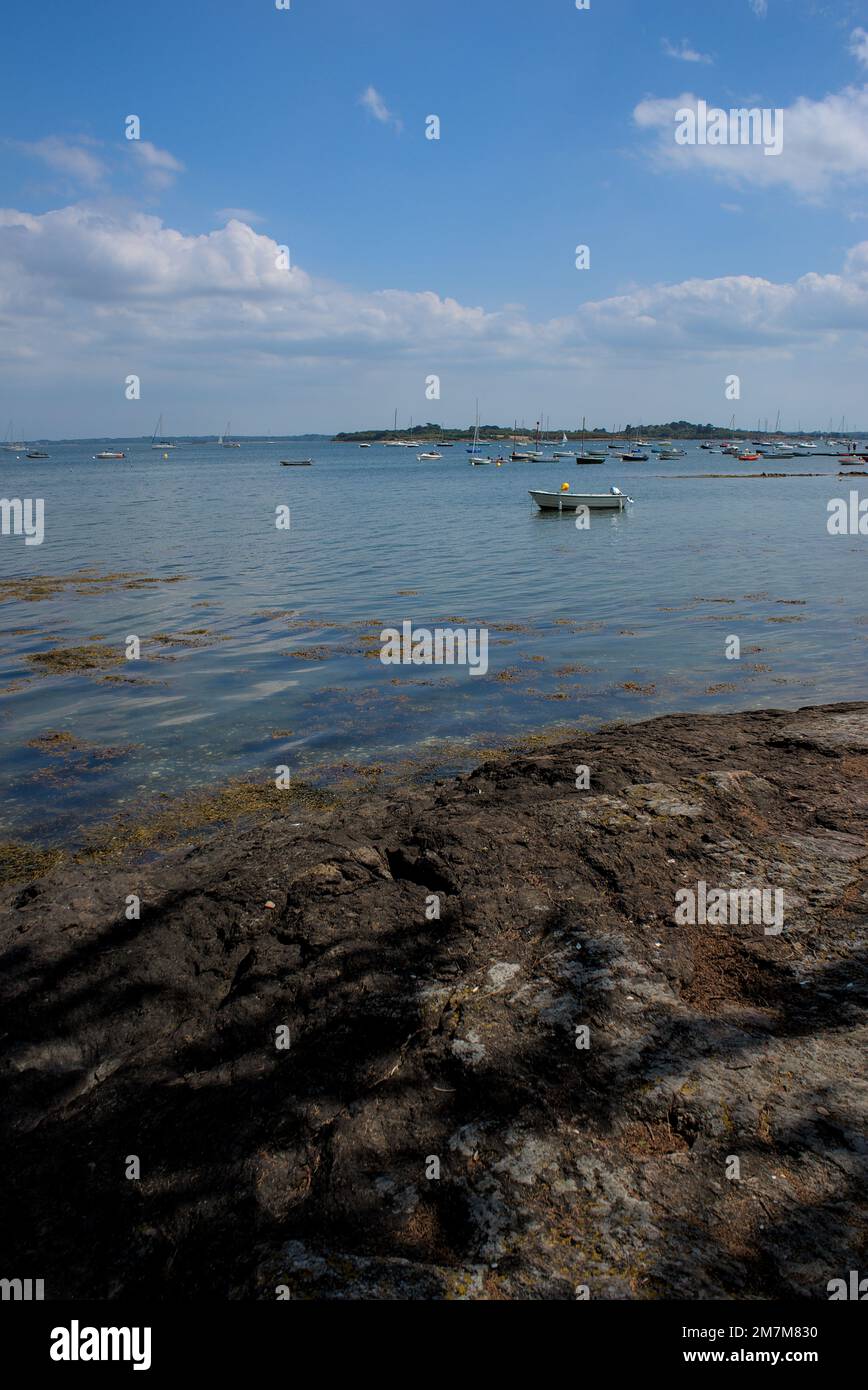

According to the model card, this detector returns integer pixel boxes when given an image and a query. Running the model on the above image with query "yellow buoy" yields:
[561,481,570,492]
[163,452,169,459]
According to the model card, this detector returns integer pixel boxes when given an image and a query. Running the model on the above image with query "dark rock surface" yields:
[1,702,866,1300]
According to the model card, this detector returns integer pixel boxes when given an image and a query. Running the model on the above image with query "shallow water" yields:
[1,438,864,844]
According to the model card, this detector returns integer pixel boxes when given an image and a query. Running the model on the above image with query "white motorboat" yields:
[94,451,126,459]
[530,486,631,512]
[417,451,442,460]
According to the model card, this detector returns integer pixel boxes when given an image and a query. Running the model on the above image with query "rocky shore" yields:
[1,702,865,1300]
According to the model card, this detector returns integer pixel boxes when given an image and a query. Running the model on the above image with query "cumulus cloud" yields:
[661,38,712,65]
[359,85,402,132]
[750,0,768,16]
[633,86,868,198]
[2,204,868,391]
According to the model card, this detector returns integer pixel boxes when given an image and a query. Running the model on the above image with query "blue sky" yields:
[2,0,868,435]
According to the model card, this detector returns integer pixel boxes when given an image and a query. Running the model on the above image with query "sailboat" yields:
[151,414,176,449]
[2,421,25,452]
[575,416,606,463]
[218,420,241,448]
[468,401,491,464]
[553,432,574,459]
[511,419,533,461]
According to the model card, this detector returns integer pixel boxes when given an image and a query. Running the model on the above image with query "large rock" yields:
[0,703,865,1300]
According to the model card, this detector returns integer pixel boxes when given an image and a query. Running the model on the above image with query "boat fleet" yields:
[6,418,865,475]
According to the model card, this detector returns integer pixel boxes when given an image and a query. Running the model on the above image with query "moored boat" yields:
[94,450,126,459]
[151,414,175,449]
[218,420,241,447]
[530,486,631,512]
[280,459,313,466]
[468,400,490,465]
[417,452,442,460]
[25,450,49,458]
[573,418,605,464]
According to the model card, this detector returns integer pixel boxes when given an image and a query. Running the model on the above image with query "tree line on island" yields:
[333,420,825,443]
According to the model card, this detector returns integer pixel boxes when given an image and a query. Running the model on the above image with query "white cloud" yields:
[127,140,185,190]
[359,85,402,132]
[661,38,712,65]
[16,136,106,186]
[216,207,263,225]
[4,202,868,428]
[633,86,868,199]
[750,0,768,17]
[851,28,868,68]
[2,204,868,383]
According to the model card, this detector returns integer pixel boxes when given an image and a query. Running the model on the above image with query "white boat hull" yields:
[530,489,628,511]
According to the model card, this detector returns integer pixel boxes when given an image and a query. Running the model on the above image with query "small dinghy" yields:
[280,459,313,466]
[530,485,631,512]
[417,451,442,460]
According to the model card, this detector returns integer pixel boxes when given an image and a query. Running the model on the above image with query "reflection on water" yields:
[1,438,863,844]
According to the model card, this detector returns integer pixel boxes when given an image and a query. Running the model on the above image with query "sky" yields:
[2,0,868,436]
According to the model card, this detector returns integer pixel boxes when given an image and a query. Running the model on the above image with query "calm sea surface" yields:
[1,438,865,846]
